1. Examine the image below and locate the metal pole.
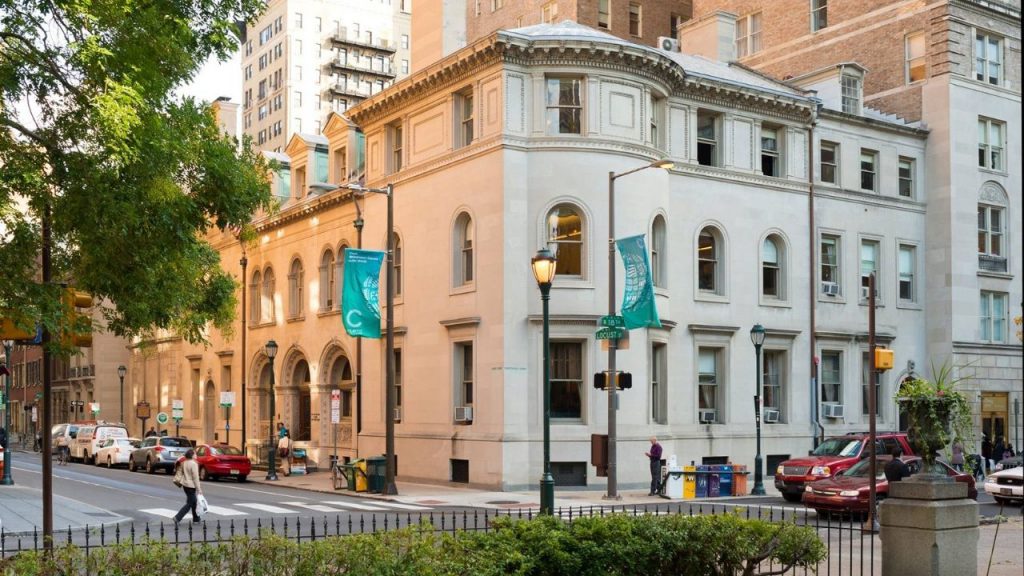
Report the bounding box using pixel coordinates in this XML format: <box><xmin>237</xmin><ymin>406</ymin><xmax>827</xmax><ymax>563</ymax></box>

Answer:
<box><xmin>866</xmin><ymin>272</ymin><xmax>878</xmax><ymax>532</ymax></box>
<box><xmin>752</xmin><ymin>344</ymin><xmax>765</xmax><ymax>495</ymax></box>
<box><xmin>119</xmin><ymin>373</ymin><xmax>124</xmax><ymax>424</ymax></box>
<box><xmin>42</xmin><ymin>200</ymin><xmax>53</xmax><ymax>549</ymax></box>
<box><xmin>606</xmin><ymin>171</ymin><xmax>619</xmax><ymax>501</ymax></box>
<box><xmin>2</xmin><ymin>341</ymin><xmax>13</xmax><ymax>485</ymax></box>
<box><xmin>240</xmin><ymin>253</ymin><xmax>248</xmax><ymax>458</ymax></box>
<box><xmin>354</xmin><ymin>201</ymin><xmax>364</xmax><ymax>440</ymax></box>
<box><xmin>539</xmin><ymin>282</ymin><xmax>554</xmax><ymax>513</ymax></box>
<box><xmin>384</xmin><ymin>184</ymin><xmax>398</xmax><ymax>495</ymax></box>
<box><xmin>266</xmin><ymin>351</ymin><xmax>278</xmax><ymax>481</ymax></box>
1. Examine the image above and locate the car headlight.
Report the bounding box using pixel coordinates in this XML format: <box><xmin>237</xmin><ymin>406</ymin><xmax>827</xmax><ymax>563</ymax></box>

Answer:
<box><xmin>805</xmin><ymin>485</ymin><xmax>814</xmax><ymax>493</ymax></box>
<box><xmin>811</xmin><ymin>465</ymin><xmax>831</xmax><ymax>476</ymax></box>
<box><xmin>839</xmin><ymin>490</ymin><xmax>860</xmax><ymax>497</ymax></box>
<box><xmin>777</xmin><ymin>465</ymin><xmax>785</xmax><ymax>476</ymax></box>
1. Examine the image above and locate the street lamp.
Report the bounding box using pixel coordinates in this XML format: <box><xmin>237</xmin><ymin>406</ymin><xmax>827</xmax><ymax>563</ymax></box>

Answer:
<box><xmin>310</xmin><ymin>181</ymin><xmax>398</xmax><ymax>495</ymax></box>
<box><xmin>264</xmin><ymin>339</ymin><xmax>279</xmax><ymax>481</ymax></box>
<box><xmin>605</xmin><ymin>158</ymin><xmax>673</xmax><ymax>500</ymax></box>
<box><xmin>1</xmin><ymin>340</ymin><xmax>13</xmax><ymax>485</ymax></box>
<box><xmin>117</xmin><ymin>365</ymin><xmax>127</xmax><ymax>424</ymax></box>
<box><xmin>750</xmin><ymin>324</ymin><xmax>766</xmax><ymax>496</ymax></box>
<box><xmin>531</xmin><ymin>248</ymin><xmax>557</xmax><ymax>514</ymax></box>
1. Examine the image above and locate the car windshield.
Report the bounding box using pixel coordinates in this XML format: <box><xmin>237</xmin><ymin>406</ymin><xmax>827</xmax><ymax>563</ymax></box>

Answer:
<box><xmin>843</xmin><ymin>458</ymin><xmax>887</xmax><ymax>478</ymax></box>
<box><xmin>812</xmin><ymin>438</ymin><xmax>862</xmax><ymax>457</ymax></box>
<box><xmin>116</xmin><ymin>439</ymin><xmax>135</xmax><ymax>446</ymax></box>
<box><xmin>160</xmin><ymin>438</ymin><xmax>189</xmax><ymax>448</ymax></box>
<box><xmin>211</xmin><ymin>446</ymin><xmax>243</xmax><ymax>456</ymax></box>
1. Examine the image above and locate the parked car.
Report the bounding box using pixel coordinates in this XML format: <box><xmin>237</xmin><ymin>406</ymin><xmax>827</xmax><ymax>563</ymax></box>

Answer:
<box><xmin>994</xmin><ymin>454</ymin><xmax>1022</xmax><ymax>472</ymax></box>
<box><xmin>984</xmin><ymin>466</ymin><xmax>1023</xmax><ymax>505</ymax></box>
<box><xmin>94</xmin><ymin>437</ymin><xmax>140</xmax><ymax>468</ymax></box>
<box><xmin>50</xmin><ymin>423</ymin><xmax>81</xmax><ymax>455</ymax></box>
<box><xmin>71</xmin><ymin>422</ymin><xmax>128</xmax><ymax>464</ymax></box>
<box><xmin>803</xmin><ymin>456</ymin><xmax>977</xmax><ymax>516</ymax></box>
<box><xmin>178</xmin><ymin>444</ymin><xmax>251</xmax><ymax>482</ymax></box>
<box><xmin>774</xmin><ymin>432</ymin><xmax>914</xmax><ymax>502</ymax></box>
<box><xmin>128</xmin><ymin>436</ymin><xmax>191</xmax><ymax>474</ymax></box>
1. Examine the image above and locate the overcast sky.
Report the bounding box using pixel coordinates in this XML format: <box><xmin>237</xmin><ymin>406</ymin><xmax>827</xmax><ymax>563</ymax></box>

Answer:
<box><xmin>178</xmin><ymin>53</ymin><xmax>242</xmax><ymax>104</ymax></box>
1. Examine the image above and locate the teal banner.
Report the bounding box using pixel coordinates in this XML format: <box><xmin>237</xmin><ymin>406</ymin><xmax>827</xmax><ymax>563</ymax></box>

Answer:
<box><xmin>342</xmin><ymin>249</ymin><xmax>385</xmax><ymax>338</ymax></box>
<box><xmin>615</xmin><ymin>234</ymin><xmax>661</xmax><ymax>329</ymax></box>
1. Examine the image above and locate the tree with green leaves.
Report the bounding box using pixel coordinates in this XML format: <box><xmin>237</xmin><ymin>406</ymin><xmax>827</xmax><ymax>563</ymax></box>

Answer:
<box><xmin>0</xmin><ymin>0</ymin><xmax>272</xmax><ymax>346</ymax></box>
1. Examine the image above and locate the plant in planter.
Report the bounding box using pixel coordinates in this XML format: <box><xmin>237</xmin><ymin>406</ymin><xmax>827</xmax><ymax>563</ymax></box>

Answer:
<box><xmin>897</xmin><ymin>361</ymin><xmax>974</xmax><ymax>474</ymax></box>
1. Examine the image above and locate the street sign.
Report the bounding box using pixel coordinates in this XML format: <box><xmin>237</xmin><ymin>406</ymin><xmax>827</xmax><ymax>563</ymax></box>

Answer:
<box><xmin>595</xmin><ymin>327</ymin><xmax>625</xmax><ymax>340</ymax></box>
<box><xmin>89</xmin><ymin>402</ymin><xmax>99</xmax><ymax>414</ymax></box>
<box><xmin>330</xmin><ymin>389</ymin><xmax>341</xmax><ymax>424</ymax></box>
<box><xmin>35</xmin><ymin>392</ymin><xmax>42</xmax><ymax>401</ymax></box>
<box><xmin>136</xmin><ymin>402</ymin><xmax>151</xmax><ymax>419</ymax></box>
<box><xmin>172</xmin><ymin>399</ymin><xmax>184</xmax><ymax>410</ymax></box>
<box><xmin>219</xmin><ymin>391</ymin><xmax>235</xmax><ymax>408</ymax></box>
<box><xmin>599</xmin><ymin>315</ymin><xmax>625</xmax><ymax>328</ymax></box>
<box><xmin>156</xmin><ymin>412</ymin><xmax>169</xmax><ymax>425</ymax></box>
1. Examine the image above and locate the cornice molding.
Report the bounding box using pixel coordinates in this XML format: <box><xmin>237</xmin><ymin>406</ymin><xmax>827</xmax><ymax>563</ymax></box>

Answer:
<box><xmin>440</xmin><ymin>317</ymin><xmax>482</xmax><ymax>329</ymax></box>
<box><xmin>688</xmin><ymin>324</ymin><xmax>740</xmax><ymax>335</ymax></box>
<box><xmin>527</xmin><ymin>314</ymin><xmax>602</xmax><ymax>326</ymax></box>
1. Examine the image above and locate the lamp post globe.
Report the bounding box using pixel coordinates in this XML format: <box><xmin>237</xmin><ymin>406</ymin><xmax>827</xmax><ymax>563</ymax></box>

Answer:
<box><xmin>532</xmin><ymin>248</ymin><xmax>557</xmax><ymax>514</ymax></box>
<box><xmin>265</xmin><ymin>339</ymin><xmax>279</xmax><ymax>481</ymax></box>
<box><xmin>749</xmin><ymin>324</ymin><xmax>766</xmax><ymax>496</ymax></box>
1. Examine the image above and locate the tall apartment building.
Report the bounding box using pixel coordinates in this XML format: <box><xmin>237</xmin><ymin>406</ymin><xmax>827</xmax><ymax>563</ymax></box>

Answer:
<box><xmin>242</xmin><ymin>0</ymin><xmax>412</xmax><ymax>152</ymax></box>
<box><xmin>680</xmin><ymin>1</ymin><xmax>1022</xmax><ymax>447</ymax></box>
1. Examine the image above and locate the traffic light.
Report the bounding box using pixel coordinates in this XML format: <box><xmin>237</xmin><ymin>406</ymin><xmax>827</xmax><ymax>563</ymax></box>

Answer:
<box><xmin>874</xmin><ymin>348</ymin><xmax>894</xmax><ymax>371</ymax></box>
<box><xmin>1</xmin><ymin>315</ymin><xmax>37</xmax><ymax>341</ymax></box>
<box><xmin>593</xmin><ymin>372</ymin><xmax>632</xmax><ymax>390</ymax></box>
<box><xmin>62</xmin><ymin>289</ymin><xmax>94</xmax><ymax>347</ymax></box>
<box><xmin>594</xmin><ymin>372</ymin><xmax>607</xmax><ymax>390</ymax></box>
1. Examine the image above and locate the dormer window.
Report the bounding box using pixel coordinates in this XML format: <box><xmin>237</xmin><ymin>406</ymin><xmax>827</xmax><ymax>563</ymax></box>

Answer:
<box><xmin>841</xmin><ymin>73</ymin><xmax>862</xmax><ymax>115</ymax></box>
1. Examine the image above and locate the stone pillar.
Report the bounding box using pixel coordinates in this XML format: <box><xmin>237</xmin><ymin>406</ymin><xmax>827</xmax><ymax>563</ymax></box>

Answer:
<box><xmin>880</xmin><ymin>476</ymin><xmax>979</xmax><ymax>576</ymax></box>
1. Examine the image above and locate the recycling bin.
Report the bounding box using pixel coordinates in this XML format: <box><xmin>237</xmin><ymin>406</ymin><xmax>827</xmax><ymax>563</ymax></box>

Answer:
<box><xmin>732</xmin><ymin>465</ymin><xmax>748</xmax><ymax>496</ymax></box>
<box><xmin>708</xmin><ymin>467</ymin><xmax>721</xmax><ymax>497</ymax></box>
<box><xmin>355</xmin><ymin>459</ymin><xmax>368</xmax><ymax>492</ymax></box>
<box><xmin>695</xmin><ymin>465</ymin><xmax>709</xmax><ymax>498</ymax></box>
<box><xmin>366</xmin><ymin>455</ymin><xmax>387</xmax><ymax>493</ymax></box>
<box><xmin>683</xmin><ymin>466</ymin><xmax>697</xmax><ymax>499</ymax></box>
<box><xmin>664</xmin><ymin>466</ymin><xmax>684</xmax><ymax>499</ymax></box>
<box><xmin>717</xmin><ymin>465</ymin><xmax>733</xmax><ymax>497</ymax></box>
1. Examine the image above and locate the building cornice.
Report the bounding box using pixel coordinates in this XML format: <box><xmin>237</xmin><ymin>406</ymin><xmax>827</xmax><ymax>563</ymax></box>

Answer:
<box><xmin>818</xmin><ymin>109</ymin><xmax>929</xmax><ymax>137</ymax></box>
<box><xmin>951</xmin><ymin>0</ymin><xmax>1021</xmax><ymax>21</ymax></box>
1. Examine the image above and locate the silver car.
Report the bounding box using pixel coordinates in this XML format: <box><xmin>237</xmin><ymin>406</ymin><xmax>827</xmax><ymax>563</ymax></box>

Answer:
<box><xmin>128</xmin><ymin>436</ymin><xmax>192</xmax><ymax>474</ymax></box>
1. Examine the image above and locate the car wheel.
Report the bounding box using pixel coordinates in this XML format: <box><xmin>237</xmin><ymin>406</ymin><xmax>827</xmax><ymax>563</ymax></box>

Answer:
<box><xmin>782</xmin><ymin>492</ymin><xmax>803</xmax><ymax>503</ymax></box>
<box><xmin>237</xmin><ymin>475</ymin><xmax>247</xmax><ymax>483</ymax></box>
<box><xmin>128</xmin><ymin>459</ymin><xmax>136</xmax><ymax>472</ymax></box>
<box><xmin>146</xmin><ymin>458</ymin><xmax>155</xmax><ymax>474</ymax></box>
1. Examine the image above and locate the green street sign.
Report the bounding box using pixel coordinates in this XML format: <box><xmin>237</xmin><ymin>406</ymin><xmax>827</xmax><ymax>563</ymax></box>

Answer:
<box><xmin>599</xmin><ymin>315</ymin><xmax>625</xmax><ymax>328</ymax></box>
<box><xmin>35</xmin><ymin>392</ymin><xmax>43</xmax><ymax>401</ymax></box>
<box><xmin>595</xmin><ymin>327</ymin><xmax>625</xmax><ymax>340</ymax></box>
<box><xmin>156</xmin><ymin>412</ymin><xmax>169</xmax><ymax>425</ymax></box>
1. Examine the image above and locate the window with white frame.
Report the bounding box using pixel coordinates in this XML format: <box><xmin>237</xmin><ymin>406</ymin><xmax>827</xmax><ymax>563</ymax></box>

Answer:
<box><xmin>598</xmin><ymin>0</ymin><xmax>610</xmax><ymax>29</ymax></box>
<box><xmin>392</xmin><ymin>233</ymin><xmax>403</xmax><ymax>297</ymax></box>
<box><xmin>898</xmin><ymin>157</ymin><xmax>914</xmax><ymax>198</ymax></box>
<box><xmin>651</xmin><ymin>342</ymin><xmax>667</xmax><ymax>424</ymax></box>
<box><xmin>821</xmin><ymin>234</ymin><xmax>841</xmax><ymax>294</ymax></box>
<box><xmin>762</xmin><ymin>235</ymin><xmax>783</xmax><ymax>299</ymax></box>
<box><xmin>649</xmin><ymin>95</ymin><xmax>663</xmax><ymax>147</ymax></box>
<box><xmin>696</xmin><ymin>110</ymin><xmax>719</xmax><ymax>166</ymax></box>
<box><xmin>735</xmin><ymin>12</ymin><xmax>762</xmax><ymax>58</ymax></box>
<box><xmin>860</xmin><ymin>149</ymin><xmax>877</xmax><ymax>191</ymax></box>
<box><xmin>697</xmin><ymin>348</ymin><xmax>720</xmax><ymax>422</ymax></box>
<box><xmin>320</xmin><ymin>249</ymin><xmax>335</xmax><ymax>311</ymax></box>
<box><xmin>260</xmin><ymin>267</ymin><xmax>275</xmax><ymax>323</ymax></box>
<box><xmin>545</xmin><ymin>78</ymin><xmax>583</xmax><ymax>135</ymax></box>
<box><xmin>629</xmin><ymin>3</ymin><xmax>642</xmax><ymax>36</ymax></box>
<box><xmin>906</xmin><ymin>33</ymin><xmax>926</xmax><ymax>83</ymax></box>
<box><xmin>978</xmin><ymin>118</ymin><xmax>1005</xmax><ymax>171</ymax></box>
<box><xmin>821</xmin><ymin>351</ymin><xmax>841</xmax><ymax>403</ymax></box>
<box><xmin>979</xmin><ymin>291</ymin><xmax>1007</xmax><ymax>343</ymax></box>
<box><xmin>455</xmin><ymin>89</ymin><xmax>474</xmax><ymax>149</ymax></box>
<box><xmin>547</xmin><ymin>204</ymin><xmax>584</xmax><ymax>277</ymax></box>
<box><xmin>761</xmin><ymin>125</ymin><xmax>781</xmax><ymax>176</ymax></box>
<box><xmin>288</xmin><ymin>258</ymin><xmax>304</xmax><ymax>318</ymax></box>
<box><xmin>453</xmin><ymin>212</ymin><xmax>474</xmax><ymax>287</ymax></box>
<box><xmin>975</xmin><ymin>32</ymin><xmax>1003</xmax><ymax>85</ymax></box>
<box><xmin>454</xmin><ymin>342</ymin><xmax>474</xmax><ymax>410</ymax></box>
<box><xmin>820</xmin><ymin>141</ymin><xmax>838</xmax><ymax>184</ymax></box>
<box><xmin>650</xmin><ymin>215</ymin><xmax>666</xmax><ymax>288</ymax></box>
<box><xmin>762</xmin><ymin>350</ymin><xmax>783</xmax><ymax>419</ymax></box>
<box><xmin>550</xmin><ymin>342</ymin><xmax>583</xmax><ymax>419</ymax></box>
<box><xmin>898</xmin><ymin>244</ymin><xmax>916</xmax><ymax>302</ymax></box>
<box><xmin>841</xmin><ymin>73</ymin><xmax>862</xmax><ymax>115</ymax></box>
<box><xmin>389</xmin><ymin>122</ymin><xmax>403</xmax><ymax>172</ymax></box>
<box><xmin>861</xmin><ymin>351</ymin><xmax>882</xmax><ymax>416</ymax></box>
<box><xmin>491</xmin><ymin>0</ymin><xmax>504</xmax><ymax>11</ymax></box>
<box><xmin>541</xmin><ymin>1</ymin><xmax>558</xmax><ymax>23</ymax></box>
<box><xmin>697</xmin><ymin>227</ymin><xmax>721</xmax><ymax>294</ymax></box>
<box><xmin>977</xmin><ymin>204</ymin><xmax>1005</xmax><ymax>265</ymax></box>
<box><xmin>860</xmin><ymin>240</ymin><xmax>880</xmax><ymax>300</ymax></box>
<box><xmin>811</xmin><ymin>0</ymin><xmax>828</xmax><ymax>31</ymax></box>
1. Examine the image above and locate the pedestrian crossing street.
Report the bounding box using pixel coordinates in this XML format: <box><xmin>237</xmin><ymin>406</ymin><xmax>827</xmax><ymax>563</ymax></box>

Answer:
<box><xmin>140</xmin><ymin>499</ymin><xmax>435</xmax><ymax>519</ymax></box>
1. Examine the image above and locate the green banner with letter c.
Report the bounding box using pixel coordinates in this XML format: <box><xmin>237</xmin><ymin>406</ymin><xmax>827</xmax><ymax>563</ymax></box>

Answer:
<box><xmin>342</xmin><ymin>248</ymin><xmax>385</xmax><ymax>338</ymax></box>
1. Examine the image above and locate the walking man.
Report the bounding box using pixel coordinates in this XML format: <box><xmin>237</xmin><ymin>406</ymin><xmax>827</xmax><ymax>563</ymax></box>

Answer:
<box><xmin>645</xmin><ymin>436</ymin><xmax>663</xmax><ymax>496</ymax></box>
<box><xmin>173</xmin><ymin>449</ymin><xmax>203</xmax><ymax>525</ymax></box>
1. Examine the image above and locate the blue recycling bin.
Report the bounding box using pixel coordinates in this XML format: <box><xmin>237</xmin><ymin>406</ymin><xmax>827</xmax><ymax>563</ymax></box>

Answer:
<box><xmin>708</xmin><ymin>468</ymin><xmax>721</xmax><ymax>497</ymax></box>
<box><xmin>695</xmin><ymin>466</ymin><xmax>709</xmax><ymax>497</ymax></box>
<box><xmin>717</xmin><ymin>465</ymin><xmax>733</xmax><ymax>497</ymax></box>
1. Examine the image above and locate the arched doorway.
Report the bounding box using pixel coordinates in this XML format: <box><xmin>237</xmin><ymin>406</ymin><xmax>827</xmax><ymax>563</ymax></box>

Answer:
<box><xmin>203</xmin><ymin>380</ymin><xmax>216</xmax><ymax>443</ymax></box>
<box><xmin>257</xmin><ymin>363</ymin><xmax>273</xmax><ymax>440</ymax></box>
<box><xmin>292</xmin><ymin>359</ymin><xmax>312</xmax><ymax>441</ymax></box>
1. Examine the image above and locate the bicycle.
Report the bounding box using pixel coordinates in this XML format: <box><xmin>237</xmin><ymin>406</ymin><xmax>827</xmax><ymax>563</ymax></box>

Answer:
<box><xmin>56</xmin><ymin>445</ymin><xmax>69</xmax><ymax>466</ymax></box>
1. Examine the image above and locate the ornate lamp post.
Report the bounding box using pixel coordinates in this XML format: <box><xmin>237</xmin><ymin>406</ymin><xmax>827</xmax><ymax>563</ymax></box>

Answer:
<box><xmin>1</xmin><ymin>340</ymin><xmax>13</xmax><ymax>485</ymax></box>
<box><xmin>264</xmin><ymin>339</ymin><xmax>279</xmax><ymax>481</ymax></box>
<box><xmin>750</xmin><ymin>324</ymin><xmax>766</xmax><ymax>496</ymax></box>
<box><xmin>117</xmin><ymin>365</ymin><xmax>126</xmax><ymax>424</ymax></box>
<box><xmin>531</xmin><ymin>248</ymin><xmax>557</xmax><ymax>514</ymax></box>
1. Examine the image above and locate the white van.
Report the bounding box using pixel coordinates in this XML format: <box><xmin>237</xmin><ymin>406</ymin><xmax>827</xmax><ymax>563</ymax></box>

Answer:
<box><xmin>72</xmin><ymin>423</ymin><xmax>128</xmax><ymax>464</ymax></box>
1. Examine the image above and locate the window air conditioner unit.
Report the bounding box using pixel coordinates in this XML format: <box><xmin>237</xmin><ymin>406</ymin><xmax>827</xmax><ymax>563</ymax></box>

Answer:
<box><xmin>763</xmin><ymin>408</ymin><xmax>780</xmax><ymax>423</ymax></box>
<box><xmin>698</xmin><ymin>409</ymin><xmax>717</xmax><ymax>424</ymax></box>
<box><xmin>860</xmin><ymin>286</ymin><xmax>877</xmax><ymax>300</ymax></box>
<box><xmin>658</xmin><ymin>37</ymin><xmax>680</xmax><ymax>52</ymax></box>
<box><xmin>821</xmin><ymin>282</ymin><xmax>840</xmax><ymax>296</ymax></box>
<box><xmin>454</xmin><ymin>406</ymin><xmax>473</xmax><ymax>422</ymax></box>
<box><xmin>823</xmin><ymin>404</ymin><xmax>845</xmax><ymax>419</ymax></box>
<box><xmin>393</xmin><ymin>407</ymin><xmax>402</xmax><ymax>422</ymax></box>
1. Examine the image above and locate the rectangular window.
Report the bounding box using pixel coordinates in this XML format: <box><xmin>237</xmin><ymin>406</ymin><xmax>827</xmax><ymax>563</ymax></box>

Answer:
<box><xmin>696</xmin><ymin>110</ymin><xmax>718</xmax><ymax>166</ymax></box>
<box><xmin>697</xmin><ymin>348</ymin><xmax>720</xmax><ymax>421</ymax></box>
<box><xmin>455</xmin><ymin>342</ymin><xmax>474</xmax><ymax>407</ymax></box>
<box><xmin>978</xmin><ymin>205</ymin><xmax>1005</xmax><ymax>266</ymax></box>
<box><xmin>898</xmin><ymin>245</ymin><xmax>915</xmax><ymax>302</ymax></box>
<box><xmin>541</xmin><ymin>1</ymin><xmax>558</xmax><ymax>23</ymax></box>
<box><xmin>906</xmin><ymin>33</ymin><xmax>926</xmax><ymax>83</ymax></box>
<box><xmin>390</xmin><ymin>122</ymin><xmax>403</xmax><ymax>173</ymax></box>
<box><xmin>491</xmin><ymin>0</ymin><xmax>504</xmax><ymax>11</ymax></box>
<box><xmin>401</xmin><ymin>60</ymin><xmax>409</xmax><ymax>75</ymax></box>
<box><xmin>649</xmin><ymin>95</ymin><xmax>662</xmax><ymax>147</ymax></box>
<box><xmin>821</xmin><ymin>234</ymin><xmax>840</xmax><ymax>293</ymax></box>
<box><xmin>294</xmin><ymin>65</ymin><xmax>302</xmax><ymax>81</ymax></box>
<box><xmin>294</xmin><ymin>12</ymin><xmax>303</xmax><ymax>28</ymax></box>
<box><xmin>401</xmin><ymin>34</ymin><xmax>409</xmax><ymax>49</ymax></box>
<box><xmin>860</xmin><ymin>149</ymin><xmax>877</xmax><ymax>191</ymax></box>
<box><xmin>394</xmin><ymin>348</ymin><xmax>403</xmax><ymax>410</ymax></box>
<box><xmin>860</xmin><ymin>240</ymin><xmax>880</xmax><ymax>300</ymax></box>
<box><xmin>821</xmin><ymin>351</ymin><xmax>841</xmax><ymax>403</ymax></box>
<box><xmin>975</xmin><ymin>32</ymin><xmax>1003</xmax><ymax>85</ymax></box>
<box><xmin>820</xmin><ymin>141</ymin><xmax>838</xmax><ymax>184</ymax></box>
<box><xmin>735</xmin><ymin>13</ymin><xmax>762</xmax><ymax>58</ymax></box>
<box><xmin>341</xmin><ymin>389</ymin><xmax>353</xmax><ymax>418</ymax></box>
<box><xmin>978</xmin><ymin>117</ymin><xmax>1005</xmax><ymax>171</ymax></box>
<box><xmin>841</xmin><ymin>74</ymin><xmax>862</xmax><ymax>115</ymax></box>
<box><xmin>550</xmin><ymin>342</ymin><xmax>583</xmax><ymax>419</ymax></box>
<box><xmin>761</xmin><ymin>125</ymin><xmax>781</xmax><ymax>176</ymax></box>
<box><xmin>456</xmin><ymin>90</ymin><xmax>474</xmax><ymax>148</ymax></box>
<box><xmin>651</xmin><ymin>342</ymin><xmax>667</xmax><ymax>424</ymax></box>
<box><xmin>763</xmin><ymin>350</ymin><xmax>782</xmax><ymax>415</ymax></box>
<box><xmin>898</xmin><ymin>157</ymin><xmax>914</xmax><ymax>197</ymax></box>
<box><xmin>861</xmin><ymin>351</ymin><xmax>881</xmax><ymax>416</ymax></box>
<box><xmin>811</xmin><ymin>0</ymin><xmax>828</xmax><ymax>31</ymax></box>
<box><xmin>979</xmin><ymin>291</ymin><xmax>1007</xmax><ymax>343</ymax></box>
<box><xmin>598</xmin><ymin>0</ymin><xmax>610</xmax><ymax>29</ymax></box>
<box><xmin>294</xmin><ymin>91</ymin><xmax>302</xmax><ymax>107</ymax></box>
<box><xmin>545</xmin><ymin>78</ymin><xmax>583</xmax><ymax>135</ymax></box>
<box><xmin>294</xmin><ymin>39</ymin><xmax>302</xmax><ymax>55</ymax></box>
<box><xmin>629</xmin><ymin>3</ymin><xmax>641</xmax><ymax>36</ymax></box>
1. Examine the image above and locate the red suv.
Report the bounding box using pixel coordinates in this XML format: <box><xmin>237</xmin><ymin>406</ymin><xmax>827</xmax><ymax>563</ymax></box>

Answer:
<box><xmin>774</xmin><ymin>432</ymin><xmax>914</xmax><ymax>502</ymax></box>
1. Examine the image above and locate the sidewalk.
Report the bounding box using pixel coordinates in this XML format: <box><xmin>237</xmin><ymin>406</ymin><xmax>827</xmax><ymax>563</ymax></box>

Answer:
<box><xmin>0</xmin><ymin>485</ymin><xmax>130</xmax><ymax>536</ymax></box>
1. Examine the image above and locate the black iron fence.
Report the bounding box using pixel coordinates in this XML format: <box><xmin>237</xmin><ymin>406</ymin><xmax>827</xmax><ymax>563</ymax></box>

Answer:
<box><xmin>1</xmin><ymin>503</ymin><xmax>879</xmax><ymax>575</ymax></box>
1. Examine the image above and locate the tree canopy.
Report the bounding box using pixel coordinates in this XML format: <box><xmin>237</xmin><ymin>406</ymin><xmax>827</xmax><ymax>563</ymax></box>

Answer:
<box><xmin>0</xmin><ymin>0</ymin><xmax>272</xmax><ymax>346</ymax></box>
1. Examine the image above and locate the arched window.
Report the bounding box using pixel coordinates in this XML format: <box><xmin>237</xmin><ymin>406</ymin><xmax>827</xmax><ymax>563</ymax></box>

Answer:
<box><xmin>453</xmin><ymin>212</ymin><xmax>474</xmax><ymax>287</ymax></box>
<box><xmin>336</xmin><ymin>243</ymin><xmax>348</xmax><ymax>309</ymax></box>
<box><xmin>762</xmin><ymin>236</ymin><xmax>783</xmax><ymax>299</ymax></box>
<box><xmin>288</xmin><ymin>258</ymin><xmax>304</xmax><ymax>318</ymax></box>
<box><xmin>320</xmin><ymin>249</ymin><xmax>335</xmax><ymax>311</ymax></box>
<box><xmin>250</xmin><ymin>270</ymin><xmax>262</xmax><ymax>324</ymax></box>
<box><xmin>261</xmin><ymin>267</ymin><xmax>275</xmax><ymax>323</ymax></box>
<box><xmin>651</xmin><ymin>215</ymin><xmax>667</xmax><ymax>288</ymax></box>
<box><xmin>978</xmin><ymin>182</ymin><xmax>1009</xmax><ymax>273</ymax></box>
<box><xmin>392</xmin><ymin>233</ymin><xmax>403</xmax><ymax>297</ymax></box>
<box><xmin>547</xmin><ymin>204</ymin><xmax>584</xmax><ymax>277</ymax></box>
<box><xmin>697</xmin><ymin>227</ymin><xmax>720</xmax><ymax>294</ymax></box>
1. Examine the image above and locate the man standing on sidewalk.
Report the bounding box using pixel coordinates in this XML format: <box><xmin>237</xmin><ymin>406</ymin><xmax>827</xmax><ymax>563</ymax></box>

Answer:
<box><xmin>645</xmin><ymin>437</ymin><xmax>663</xmax><ymax>496</ymax></box>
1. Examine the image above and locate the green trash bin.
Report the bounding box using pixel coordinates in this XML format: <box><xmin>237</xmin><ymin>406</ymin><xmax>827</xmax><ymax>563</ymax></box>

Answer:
<box><xmin>366</xmin><ymin>456</ymin><xmax>387</xmax><ymax>493</ymax></box>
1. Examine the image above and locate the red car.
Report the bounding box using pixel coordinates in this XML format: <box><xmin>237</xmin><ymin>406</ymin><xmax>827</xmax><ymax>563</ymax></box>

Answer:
<box><xmin>803</xmin><ymin>456</ymin><xmax>977</xmax><ymax>516</ymax></box>
<box><xmin>177</xmin><ymin>444</ymin><xmax>251</xmax><ymax>482</ymax></box>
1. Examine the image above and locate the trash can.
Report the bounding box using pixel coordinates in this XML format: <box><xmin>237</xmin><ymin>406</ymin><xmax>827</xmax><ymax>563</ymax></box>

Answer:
<box><xmin>708</xmin><ymin>467</ymin><xmax>721</xmax><ymax>497</ymax></box>
<box><xmin>355</xmin><ymin>459</ymin><xmax>368</xmax><ymax>492</ymax></box>
<box><xmin>732</xmin><ymin>465</ymin><xmax>748</xmax><ymax>496</ymax></box>
<box><xmin>683</xmin><ymin>466</ymin><xmax>697</xmax><ymax>499</ymax></box>
<box><xmin>665</xmin><ymin>466</ymin><xmax>684</xmax><ymax>499</ymax></box>
<box><xmin>695</xmin><ymin>465</ymin><xmax>709</xmax><ymax>498</ymax></box>
<box><xmin>290</xmin><ymin>448</ymin><xmax>307</xmax><ymax>475</ymax></box>
<box><xmin>717</xmin><ymin>465</ymin><xmax>733</xmax><ymax>497</ymax></box>
<box><xmin>366</xmin><ymin>455</ymin><xmax>387</xmax><ymax>493</ymax></box>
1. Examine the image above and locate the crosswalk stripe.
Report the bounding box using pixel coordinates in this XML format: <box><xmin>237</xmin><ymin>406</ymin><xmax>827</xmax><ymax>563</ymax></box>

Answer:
<box><xmin>281</xmin><ymin>501</ymin><xmax>342</xmax><ymax>513</ymax></box>
<box><xmin>140</xmin><ymin>508</ymin><xmax>178</xmax><ymax>518</ymax></box>
<box><xmin>205</xmin><ymin>505</ymin><xmax>247</xmax><ymax>516</ymax></box>
<box><xmin>322</xmin><ymin>500</ymin><xmax>389</xmax><ymax>511</ymax></box>
<box><xmin>371</xmin><ymin>501</ymin><xmax>434</xmax><ymax>511</ymax></box>
<box><xmin>235</xmin><ymin>503</ymin><xmax>296</xmax><ymax>514</ymax></box>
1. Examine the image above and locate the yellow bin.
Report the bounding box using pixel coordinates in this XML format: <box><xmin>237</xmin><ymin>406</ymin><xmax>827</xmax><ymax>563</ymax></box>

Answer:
<box><xmin>355</xmin><ymin>460</ymin><xmax>368</xmax><ymax>492</ymax></box>
<box><xmin>683</xmin><ymin>466</ymin><xmax>697</xmax><ymax>499</ymax></box>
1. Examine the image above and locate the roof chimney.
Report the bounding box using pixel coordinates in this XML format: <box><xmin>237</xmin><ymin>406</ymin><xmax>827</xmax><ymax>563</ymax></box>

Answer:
<box><xmin>678</xmin><ymin>10</ymin><xmax>738</xmax><ymax>63</ymax></box>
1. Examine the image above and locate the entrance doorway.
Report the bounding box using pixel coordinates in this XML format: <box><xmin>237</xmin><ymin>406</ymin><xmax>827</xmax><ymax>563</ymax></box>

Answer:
<box><xmin>981</xmin><ymin>391</ymin><xmax>1009</xmax><ymax>446</ymax></box>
